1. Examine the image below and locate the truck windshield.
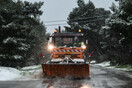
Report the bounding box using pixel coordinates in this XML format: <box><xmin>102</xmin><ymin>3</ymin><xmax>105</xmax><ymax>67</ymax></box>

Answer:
<box><xmin>55</xmin><ymin>36</ymin><xmax>83</xmax><ymax>47</ymax></box>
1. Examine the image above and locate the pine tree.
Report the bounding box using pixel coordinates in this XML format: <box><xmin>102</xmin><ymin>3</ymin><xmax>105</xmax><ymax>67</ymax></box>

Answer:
<box><xmin>101</xmin><ymin>0</ymin><xmax>132</xmax><ymax>65</ymax></box>
<box><xmin>65</xmin><ymin>0</ymin><xmax>110</xmax><ymax>60</ymax></box>
<box><xmin>0</xmin><ymin>0</ymin><xmax>46</xmax><ymax>67</ymax></box>
<box><xmin>77</xmin><ymin>0</ymin><xmax>85</xmax><ymax>8</ymax></box>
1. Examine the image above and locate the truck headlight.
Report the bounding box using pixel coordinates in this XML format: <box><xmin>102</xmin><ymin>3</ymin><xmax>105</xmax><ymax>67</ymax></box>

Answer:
<box><xmin>48</xmin><ymin>44</ymin><xmax>54</xmax><ymax>50</ymax></box>
<box><xmin>81</xmin><ymin>45</ymin><xmax>86</xmax><ymax>49</ymax></box>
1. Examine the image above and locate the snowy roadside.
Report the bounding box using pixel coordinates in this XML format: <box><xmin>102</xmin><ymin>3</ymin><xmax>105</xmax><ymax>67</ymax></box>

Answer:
<box><xmin>0</xmin><ymin>62</ymin><xmax>131</xmax><ymax>81</ymax></box>
<box><xmin>93</xmin><ymin>61</ymin><xmax>132</xmax><ymax>72</ymax></box>
<box><xmin>0</xmin><ymin>65</ymin><xmax>43</xmax><ymax>81</ymax></box>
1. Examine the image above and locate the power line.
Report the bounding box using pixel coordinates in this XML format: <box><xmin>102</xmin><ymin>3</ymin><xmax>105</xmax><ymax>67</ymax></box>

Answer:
<box><xmin>44</xmin><ymin>20</ymin><xmax>67</xmax><ymax>23</ymax></box>
<box><xmin>45</xmin><ymin>23</ymin><xmax>68</xmax><ymax>26</ymax></box>
<box><xmin>44</xmin><ymin>15</ymin><xmax>110</xmax><ymax>23</ymax></box>
<box><xmin>45</xmin><ymin>18</ymin><xmax>107</xmax><ymax>26</ymax></box>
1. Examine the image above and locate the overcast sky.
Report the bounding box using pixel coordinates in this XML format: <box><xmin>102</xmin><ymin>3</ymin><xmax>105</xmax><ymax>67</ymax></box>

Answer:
<box><xmin>27</xmin><ymin>0</ymin><xmax>119</xmax><ymax>33</ymax></box>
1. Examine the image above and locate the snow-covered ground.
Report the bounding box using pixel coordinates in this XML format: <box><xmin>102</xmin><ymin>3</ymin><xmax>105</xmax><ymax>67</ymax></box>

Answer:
<box><xmin>0</xmin><ymin>65</ymin><xmax>42</xmax><ymax>81</ymax></box>
<box><xmin>90</xmin><ymin>60</ymin><xmax>96</xmax><ymax>64</ymax></box>
<box><xmin>0</xmin><ymin>67</ymin><xmax>21</xmax><ymax>81</ymax></box>
<box><xmin>95</xmin><ymin>61</ymin><xmax>110</xmax><ymax>67</ymax></box>
<box><xmin>94</xmin><ymin>61</ymin><xmax>132</xmax><ymax>71</ymax></box>
<box><xmin>0</xmin><ymin>62</ymin><xmax>131</xmax><ymax>81</ymax></box>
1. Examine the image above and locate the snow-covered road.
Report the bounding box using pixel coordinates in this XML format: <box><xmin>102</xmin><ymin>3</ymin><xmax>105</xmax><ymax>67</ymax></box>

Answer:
<box><xmin>0</xmin><ymin>65</ymin><xmax>132</xmax><ymax>88</ymax></box>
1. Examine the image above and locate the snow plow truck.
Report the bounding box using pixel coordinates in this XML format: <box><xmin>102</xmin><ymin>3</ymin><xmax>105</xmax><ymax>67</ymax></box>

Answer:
<box><xmin>41</xmin><ymin>28</ymin><xmax>90</xmax><ymax>78</ymax></box>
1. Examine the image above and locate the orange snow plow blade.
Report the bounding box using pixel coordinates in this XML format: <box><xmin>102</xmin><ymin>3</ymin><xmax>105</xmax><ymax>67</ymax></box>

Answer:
<box><xmin>41</xmin><ymin>64</ymin><xmax>89</xmax><ymax>78</ymax></box>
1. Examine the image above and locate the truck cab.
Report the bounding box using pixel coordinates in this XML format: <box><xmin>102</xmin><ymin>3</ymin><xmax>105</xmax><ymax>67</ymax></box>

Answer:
<box><xmin>47</xmin><ymin>32</ymin><xmax>87</xmax><ymax>63</ymax></box>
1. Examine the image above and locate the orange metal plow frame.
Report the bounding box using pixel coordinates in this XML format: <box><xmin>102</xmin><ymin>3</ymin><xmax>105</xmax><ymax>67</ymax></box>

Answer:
<box><xmin>41</xmin><ymin>64</ymin><xmax>90</xmax><ymax>78</ymax></box>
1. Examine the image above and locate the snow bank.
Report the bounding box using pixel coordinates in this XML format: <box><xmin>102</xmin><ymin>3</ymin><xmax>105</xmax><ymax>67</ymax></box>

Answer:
<box><xmin>18</xmin><ymin>65</ymin><xmax>42</xmax><ymax>81</ymax></box>
<box><xmin>22</xmin><ymin>65</ymin><xmax>41</xmax><ymax>70</ymax></box>
<box><xmin>90</xmin><ymin>60</ymin><xmax>96</xmax><ymax>64</ymax></box>
<box><xmin>0</xmin><ymin>66</ymin><xmax>21</xmax><ymax>81</ymax></box>
<box><xmin>0</xmin><ymin>65</ymin><xmax>42</xmax><ymax>81</ymax></box>
<box><xmin>95</xmin><ymin>61</ymin><xmax>132</xmax><ymax>71</ymax></box>
<box><xmin>95</xmin><ymin>61</ymin><xmax>110</xmax><ymax>67</ymax></box>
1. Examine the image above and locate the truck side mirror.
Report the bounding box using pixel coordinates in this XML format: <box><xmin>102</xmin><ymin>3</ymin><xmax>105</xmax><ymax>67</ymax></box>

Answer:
<box><xmin>47</xmin><ymin>37</ymin><xmax>49</xmax><ymax>40</ymax></box>
<box><xmin>86</xmin><ymin>40</ymin><xmax>88</xmax><ymax>44</ymax></box>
